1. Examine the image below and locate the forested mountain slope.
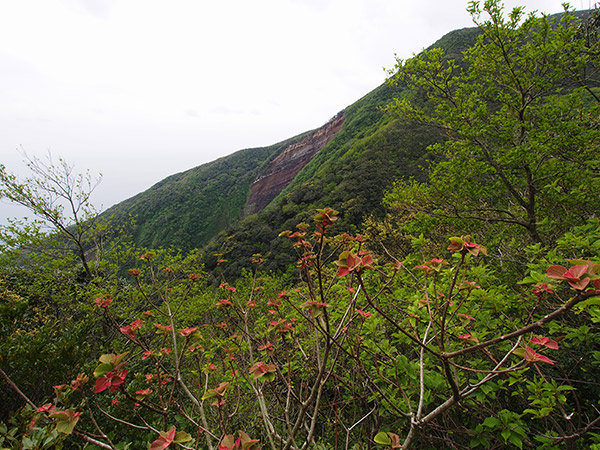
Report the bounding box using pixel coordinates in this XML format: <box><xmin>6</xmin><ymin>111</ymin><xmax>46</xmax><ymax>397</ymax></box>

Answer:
<box><xmin>102</xmin><ymin>133</ymin><xmax>310</xmax><ymax>250</ymax></box>
<box><xmin>103</xmin><ymin>26</ymin><xmax>480</xmax><ymax>265</ymax></box>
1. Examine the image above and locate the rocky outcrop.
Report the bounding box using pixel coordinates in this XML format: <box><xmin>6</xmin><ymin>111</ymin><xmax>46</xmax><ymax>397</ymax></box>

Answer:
<box><xmin>244</xmin><ymin>112</ymin><xmax>345</xmax><ymax>214</ymax></box>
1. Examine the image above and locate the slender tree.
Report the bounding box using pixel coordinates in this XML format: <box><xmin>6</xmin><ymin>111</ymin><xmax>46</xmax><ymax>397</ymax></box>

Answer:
<box><xmin>0</xmin><ymin>153</ymin><xmax>103</xmax><ymax>279</ymax></box>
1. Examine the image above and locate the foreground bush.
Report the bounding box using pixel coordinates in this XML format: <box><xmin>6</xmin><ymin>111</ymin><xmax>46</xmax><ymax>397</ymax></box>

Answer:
<box><xmin>2</xmin><ymin>209</ymin><xmax>599</xmax><ymax>449</ymax></box>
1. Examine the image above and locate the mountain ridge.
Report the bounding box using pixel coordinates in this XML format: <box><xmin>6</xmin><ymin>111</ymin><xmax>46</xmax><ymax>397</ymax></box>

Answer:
<box><xmin>102</xmin><ymin>25</ymin><xmax>483</xmax><ymax>262</ymax></box>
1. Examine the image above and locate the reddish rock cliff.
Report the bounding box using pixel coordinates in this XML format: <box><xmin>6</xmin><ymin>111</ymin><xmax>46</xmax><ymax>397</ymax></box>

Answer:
<box><xmin>244</xmin><ymin>112</ymin><xmax>345</xmax><ymax>214</ymax></box>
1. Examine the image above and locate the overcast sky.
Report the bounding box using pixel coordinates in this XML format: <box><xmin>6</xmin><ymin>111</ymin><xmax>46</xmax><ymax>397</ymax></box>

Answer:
<box><xmin>0</xmin><ymin>0</ymin><xmax>583</xmax><ymax>224</ymax></box>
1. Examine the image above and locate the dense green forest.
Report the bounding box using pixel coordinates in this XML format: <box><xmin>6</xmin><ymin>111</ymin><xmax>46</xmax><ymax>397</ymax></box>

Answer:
<box><xmin>1</xmin><ymin>2</ymin><xmax>599</xmax><ymax>449</ymax></box>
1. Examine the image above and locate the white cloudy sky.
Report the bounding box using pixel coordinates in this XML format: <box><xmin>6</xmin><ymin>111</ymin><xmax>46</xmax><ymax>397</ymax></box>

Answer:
<box><xmin>0</xmin><ymin>0</ymin><xmax>583</xmax><ymax>223</ymax></box>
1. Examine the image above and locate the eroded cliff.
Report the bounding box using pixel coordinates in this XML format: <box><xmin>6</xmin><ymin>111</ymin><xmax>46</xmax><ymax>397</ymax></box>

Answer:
<box><xmin>244</xmin><ymin>112</ymin><xmax>345</xmax><ymax>214</ymax></box>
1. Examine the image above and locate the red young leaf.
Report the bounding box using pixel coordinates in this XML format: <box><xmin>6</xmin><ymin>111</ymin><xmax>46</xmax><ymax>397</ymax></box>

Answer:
<box><xmin>136</xmin><ymin>388</ymin><xmax>153</xmax><ymax>397</ymax></box>
<box><xmin>569</xmin><ymin>277</ymin><xmax>590</xmax><ymax>290</ymax></box>
<box><xmin>71</xmin><ymin>373</ymin><xmax>89</xmax><ymax>390</ymax></box>
<box><xmin>216</xmin><ymin>298</ymin><xmax>233</xmax><ymax>308</ymax></box>
<box><xmin>37</xmin><ymin>403</ymin><xmax>57</xmax><ymax>414</ymax></box>
<box><xmin>532</xmin><ymin>283</ymin><xmax>554</xmax><ymax>299</ymax></box>
<box><xmin>530</xmin><ymin>336</ymin><xmax>559</xmax><ymax>350</ymax></box>
<box><xmin>109</xmin><ymin>370</ymin><xmax>128</xmax><ymax>392</ymax></box>
<box><xmin>219</xmin><ymin>435</ymin><xmax>236</xmax><ymax>450</ymax></box>
<box><xmin>120</xmin><ymin>318</ymin><xmax>142</xmax><ymax>339</ymax></box>
<box><xmin>361</xmin><ymin>254</ymin><xmax>374</xmax><ymax>268</ymax></box>
<box><xmin>565</xmin><ymin>265</ymin><xmax>589</xmax><ymax>279</ymax></box>
<box><xmin>94</xmin><ymin>375</ymin><xmax>112</xmax><ymax>394</ymax></box>
<box><xmin>458</xmin><ymin>313</ymin><xmax>476</xmax><ymax>321</ymax></box>
<box><xmin>249</xmin><ymin>362</ymin><xmax>268</xmax><ymax>380</ymax></box>
<box><xmin>547</xmin><ymin>264</ymin><xmax>591</xmax><ymax>289</ymax></box>
<box><xmin>414</xmin><ymin>264</ymin><xmax>432</xmax><ymax>274</ymax></box>
<box><xmin>249</xmin><ymin>362</ymin><xmax>277</xmax><ymax>381</ymax></box>
<box><xmin>447</xmin><ymin>237</ymin><xmax>464</xmax><ymax>252</ymax></box>
<box><xmin>154</xmin><ymin>323</ymin><xmax>173</xmax><ymax>334</ymax></box>
<box><xmin>356</xmin><ymin>309</ymin><xmax>371</xmax><ymax>319</ymax></box>
<box><xmin>94</xmin><ymin>296</ymin><xmax>112</xmax><ymax>308</ymax></box>
<box><xmin>178</xmin><ymin>327</ymin><xmax>198</xmax><ymax>337</ymax></box>
<box><xmin>523</xmin><ymin>346</ymin><xmax>554</xmax><ymax>365</ymax></box>
<box><xmin>546</xmin><ymin>265</ymin><xmax>568</xmax><ymax>279</ymax></box>
<box><xmin>149</xmin><ymin>426</ymin><xmax>176</xmax><ymax>450</ymax></box>
<box><xmin>337</xmin><ymin>266</ymin><xmax>350</xmax><ymax>277</ymax></box>
<box><xmin>458</xmin><ymin>333</ymin><xmax>479</xmax><ymax>343</ymax></box>
<box><xmin>94</xmin><ymin>369</ymin><xmax>128</xmax><ymax>393</ymax></box>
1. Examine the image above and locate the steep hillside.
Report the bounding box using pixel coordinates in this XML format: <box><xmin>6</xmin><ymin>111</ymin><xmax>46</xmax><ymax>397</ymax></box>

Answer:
<box><xmin>200</xmin><ymin>82</ymin><xmax>440</xmax><ymax>278</ymax></box>
<box><xmin>102</xmin><ymin>115</ymin><xmax>348</xmax><ymax>250</ymax></box>
<box><xmin>103</xmin><ymin>26</ymin><xmax>481</xmax><ymax>263</ymax></box>
<box><xmin>101</xmin><ymin>136</ymin><xmax>307</xmax><ymax>250</ymax></box>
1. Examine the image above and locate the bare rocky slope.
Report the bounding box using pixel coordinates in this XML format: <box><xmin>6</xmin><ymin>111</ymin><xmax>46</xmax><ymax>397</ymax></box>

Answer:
<box><xmin>244</xmin><ymin>112</ymin><xmax>345</xmax><ymax>215</ymax></box>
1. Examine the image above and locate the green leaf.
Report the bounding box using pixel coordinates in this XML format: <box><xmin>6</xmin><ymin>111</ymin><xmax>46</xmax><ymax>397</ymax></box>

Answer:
<box><xmin>114</xmin><ymin>351</ymin><xmax>129</xmax><ymax>365</ymax></box>
<box><xmin>470</xmin><ymin>436</ymin><xmax>489</xmax><ymax>448</ymax></box>
<box><xmin>469</xmin><ymin>437</ymin><xmax>481</xmax><ymax>448</ymax></box>
<box><xmin>201</xmin><ymin>390</ymin><xmax>216</xmax><ymax>400</ymax></box>
<box><xmin>512</xmin><ymin>348</ymin><xmax>525</xmax><ymax>358</ymax></box>
<box><xmin>374</xmin><ymin>431</ymin><xmax>392</xmax><ymax>445</ymax></box>
<box><xmin>93</xmin><ymin>363</ymin><xmax>113</xmax><ymax>378</ymax></box>
<box><xmin>55</xmin><ymin>420</ymin><xmax>76</xmax><ymax>435</ymax></box>
<box><xmin>482</xmin><ymin>416</ymin><xmax>500</xmax><ymax>428</ymax></box>
<box><xmin>523</xmin><ymin>408</ymin><xmax>541</xmax><ymax>417</ymax></box>
<box><xmin>98</xmin><ymin>354</ymin><xmax>115</xmax><ymax>364</ymax></box>
<box><xmin>574</xmin><ymin>297</ymin><xmax>600</xmax><ymax>313</ymax></box>
<box><xmin>263</xmin><ymin>371</ymin><xmax>276</xmax><ymax>382</ymax></box>
<box><xmin>49</xmin><ymin>410</ymin><xmax>80</xmax><ymax>435</ymax></box>
<box><xmin>173</xmin><ymin>431</ymin><xmax>193</xmax><ymax>443</ymax></box>
<box><xmin>507</xmin><ymin>432</ymin><xmax>523</xmax><ymax>449</ymax></box>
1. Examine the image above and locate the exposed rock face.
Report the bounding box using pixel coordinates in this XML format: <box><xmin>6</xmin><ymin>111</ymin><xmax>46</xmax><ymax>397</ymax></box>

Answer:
<box><xmin>244</xmin><ymin>112</ymin><xmax>345</xmax><ymax>214</ymax></box>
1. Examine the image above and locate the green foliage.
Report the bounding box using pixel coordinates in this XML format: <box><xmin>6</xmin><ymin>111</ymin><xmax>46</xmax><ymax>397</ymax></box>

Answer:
<box><xmin>384</xmin><ymin>1</ymin><xmax>600</xmax><ymax>259</ymax></box>
<box><xmin>2</xmin><ymin>4</ymin><xmax>600</xmax><ymax>450</ymax></box>
<box><xmin>0</xmin><ymin>154</ymin><xmax>109</xmax><ymax>280</ymax></box>
<box><xmin>3</xmin><ymin>205</ymin><xmax>598</xmax><ymax>449</ymax></box>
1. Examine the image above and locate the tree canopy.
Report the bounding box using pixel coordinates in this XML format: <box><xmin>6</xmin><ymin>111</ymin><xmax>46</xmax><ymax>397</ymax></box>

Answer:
<box><xmin>385</xmin><ymin>2</ymin><xmax>600</xmax><ymax>250</ymax></box>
